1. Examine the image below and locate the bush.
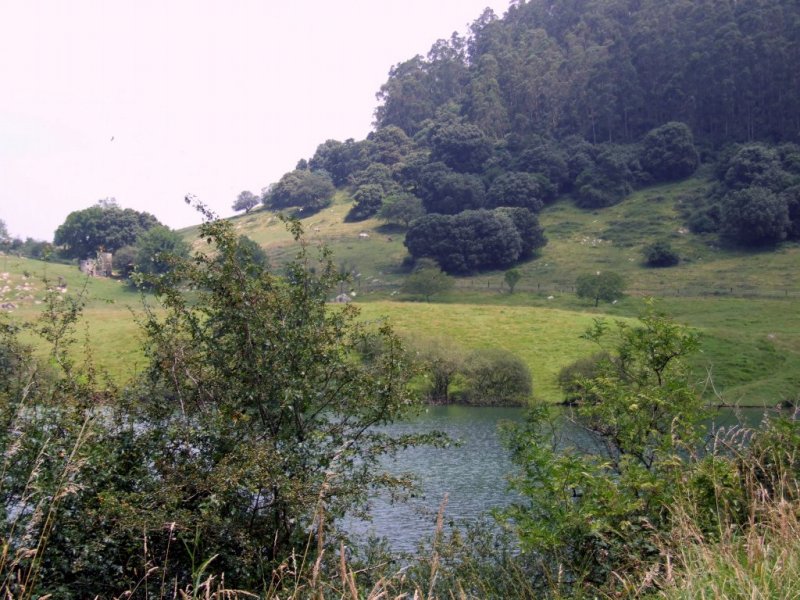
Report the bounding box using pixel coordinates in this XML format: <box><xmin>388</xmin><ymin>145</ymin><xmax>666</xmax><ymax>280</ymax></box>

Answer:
<box><xmin>131</xmin><ymin>225</ymin><xmax>190</xmax><ymax>283</ymax></box>
<box><xmin>410</xmin><ymin>334</ymin><xmax>465</xmax><ymax>403</ymax></box>
<box><xmin>486</xmin><ymin>171</ymin><xmax>551</xmax><ymax>212</ymax></box>
<box><xmin>499</xmin><ymin>305</ymin><xmax>705</xmax><ymax>594</ymax></box>
<box><xmin>0</xmin><ymin>210</ymin><xmax>428</xmax><ymax>597</ymax></box>
<box><xmin>643</xmin><ymin>240</ymin><xmax>680</xmax><ymax>267</ymax></box>
<box><xmin>112</xmin><ymin>244</ymin><xmax>138</xmax><ymax>277</ymax></box>
<box><xmin>462</xmin><ymin>348</ymin><xmax>532</xmax><ymax>406</ymax></box>
<box><xmin>720</xmin><ymin>144</ymin><xmax>789</xmax><ymax>192</ymax></box>
<box><xmin>573</xmin><ymin>145</ymin><xmax>636</xmax><ymax>209</ymax></box>
<box><xmin>401</xmin><ymin>259</ymin><xmax>454</xmax><ymax>301</ymax></box>
<box><xmin>557</xmin><ymin>352</ymin><xmax>610</xmax><ymax>404</ymax></box>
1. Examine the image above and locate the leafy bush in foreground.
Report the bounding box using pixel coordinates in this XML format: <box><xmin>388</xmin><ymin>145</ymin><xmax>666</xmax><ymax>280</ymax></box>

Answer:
<box><xmin>0</xmin><ymin>207</ymin><xmax>432</xmax><ymax>597</ymax></box>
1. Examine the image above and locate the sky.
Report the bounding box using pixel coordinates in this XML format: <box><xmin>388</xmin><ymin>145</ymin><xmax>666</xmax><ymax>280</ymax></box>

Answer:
<box><xmin>1</xmin><ymin>0</ymin><xmax>510</xmax><ymax>241</ymax></box>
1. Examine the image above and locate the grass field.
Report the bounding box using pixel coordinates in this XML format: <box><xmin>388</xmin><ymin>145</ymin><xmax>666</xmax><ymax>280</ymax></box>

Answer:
<box><xmin>4</xmin><ymin>176</ymin><xmax>799</xmax><ymax>405</ymax></box>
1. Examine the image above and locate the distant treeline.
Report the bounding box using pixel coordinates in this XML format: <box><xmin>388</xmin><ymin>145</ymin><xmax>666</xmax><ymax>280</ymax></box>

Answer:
<box><xmin>376</xmin><ymin>0</ymin><xmax>800</xmax><ymax>146</ymax></box>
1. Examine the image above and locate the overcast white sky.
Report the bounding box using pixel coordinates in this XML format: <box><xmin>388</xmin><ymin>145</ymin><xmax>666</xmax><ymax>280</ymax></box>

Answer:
<box><xmin>1</xmin><ymin>0</ymin><xmax>510</xmax><ymax>241</ymax></box>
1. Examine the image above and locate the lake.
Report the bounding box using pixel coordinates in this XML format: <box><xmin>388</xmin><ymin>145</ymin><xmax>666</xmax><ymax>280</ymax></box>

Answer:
<box><xmin>344</xmin><ymin>404</ymin><xmax>778</xmax><ymax>553</ymax></box>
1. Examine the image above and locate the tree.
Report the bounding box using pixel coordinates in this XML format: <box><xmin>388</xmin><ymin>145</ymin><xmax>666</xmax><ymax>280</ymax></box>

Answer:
<box><xmin>377</xmin><ymin>193</ymin><xmax>425</xmax><ymax>229</ymax></box>
<box><xmin>576</xmin><ymin>271</ymin><xmax>625</xmax><ymax>307</ymax></box>
<box><xmin>232</xmin><ymin>190</ymin><xmax>259</xmax><ymax>213</ymax></box>
<box><xmin>131</xmin><ymin>226</ymin><xmax>190</xmax><ymax>283</ymax></box>
<box><xmin>429</xmin><ymin>121</ymin><xmax>492</xmax><ymax>173</ymax></box>
<box><xmin>720</xmin><ymin>144</ymin><xmax>789</xmax><ymax>193</ymax></box>
<box><xmin>112</xmin><ymin>244</ymin><xmax>138</xmax><ymax>277</ymax></box>
<box><xmin>125</xmin><ymin>208</ymin><xmax>424</xmax><ymax>588</ymax></box>
<box><xmin>495</xmin><ymin>207</ymin><xmax>547</xmax><ymax>259</ymax></box>
<box><xmin>0</xmin><ymin>219</ymin><xmax>9</xmax><ymax>248</ymax></box>
<box><xmin>418</xmin><ymin>162</ymin><xmax>486</xmax><ymax>215</ymax></box>
<box><xmin>720</xmin><ymin>186</ymin><xmax>790</xmax><ymax>246</ymax></box>
<box><xmin>405</xmin><ymin>210</ymin><xmax>523</xmax><ymax>274</ymax></box>
<box><xmin>573</xmin><ymin>146</ymin><xmax>636</xmax><ymax>209</ymax></box>
<box><xmin>411</xmin><ymin>335</ymin><xmax>465</xmax><ymax>403</ymax></box>
<box><xmin>642</xmin><ymin>240</ymin><xmax>680</xmax><ymax>267</ymax></box>
<box><xmin>463</xmin><ymin>348</ymin><xmax>532</xmax><ymax>405</ymax></box>
<box><xmin>486</xmin><ymin>172</ymin><xmax>549</xmax><ymax>212</ymax></box>
<box><xmin>782</xmin><ymin>184</ymin><xmax>800</xmax><ymax>239</ymax></box>
<box><xmin>234</xmin><ymin>235</ymin><xmax>269</xmax><ymax>271</ymax></box>
<box><xmin>504</xmin><ymin>268</ymin><xmax>521</xmax><ymax>293</ymax></box>
<box><xmin>364</xmin><ymin>125</ymin><xmax>414</xmax><ymax>165</ymax></box>
<box><xmin>54</xmin><ymin>202</ymin><xmax>161</xmax><ymax>259</ymax></box>
<box><xmin>307</xmin><ymin>138</ymin><xmax>369</xmax><ymax>186</ymax></box>
<box><xmin>346</xmin><ymin>184</ymin><xmax>384</xmax><ymax>222</ymax></box>
<box><xmin>514</xmin><ymin>140</ymin><xmax>570</xmax><ymax>192</ymax></box>
<box><xmin>264</xmin><ymin>169</ymin><xmax>335</xmax><ymax>213</ymax></box>
<box><xmin>402</xmin><ymin>259</ymin><xmax>453</xmax><ymax>301</ymax></box>
<box><xmin>640</xmin><ymin>122</ymin><xmax>699</xmax><ymax>182</ymax></box>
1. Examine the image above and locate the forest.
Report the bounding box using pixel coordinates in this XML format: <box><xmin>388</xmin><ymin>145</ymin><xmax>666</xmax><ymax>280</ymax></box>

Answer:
<box><xmin>250</xmin><ymin>0</ymin><xmax>800</xmax><ymax>272</ymax></box>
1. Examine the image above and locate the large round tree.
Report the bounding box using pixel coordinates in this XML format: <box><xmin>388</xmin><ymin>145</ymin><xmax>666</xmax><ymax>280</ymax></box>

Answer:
<box><xmin>54</xmin><ymin>201</ymin><xmax>161</xmax><ymax>259</ymax></box>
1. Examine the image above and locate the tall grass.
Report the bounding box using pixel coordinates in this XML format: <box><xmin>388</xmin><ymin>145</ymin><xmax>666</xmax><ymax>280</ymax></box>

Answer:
<box><xmin>660</xmin><ymin>500</ymin><xmax>800</xmax><ymax>600</ymax></box>
<box><xmin>654</xmin><ymin>417</ymin><xmax>800</xmax><ymax>600</ymax></box>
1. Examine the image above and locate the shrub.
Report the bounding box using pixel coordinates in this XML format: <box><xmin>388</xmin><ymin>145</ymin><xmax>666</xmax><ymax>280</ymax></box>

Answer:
<box><xmin>643</xmin><ymin>240</ymin><xmax>680</xmax><ymax>267</ymax></box>
<box><xmin>499</xmin><ymin>305</ymin><xmax>705</xmax><ymax>594</ymax></box>
<box><xmin>462</xmin><ymin>348</ymin><xmax>532</xmax><ymax>406</ymax></box>
<box><xmin>401</xmin><ymin>259</ymin><xmax>454</xmax><ymax>301</ymax></box>
<box><xmin>346</xmin><ymin>183</ymin><xmax>384</xmax><ymax>221</ymax></box>
<box><xmin>410</xmin><ymin>335</ymin><xmax>466</xmax><ymax>403</ymax></box>
<box><xmin>557</xmin><ymin>352</ymin><xmax>610</xmax><ymax>404</ymax></box>
<box><xmin>264</xmin><ymin>168</ymin><xmax>335</xmax><ymax>212</ymax></box>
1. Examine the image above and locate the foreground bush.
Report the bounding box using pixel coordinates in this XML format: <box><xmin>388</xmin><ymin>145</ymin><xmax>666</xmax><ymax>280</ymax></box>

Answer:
<box><xmin>0</xmin><ymin>206</ymin><xmax>434</xmax><ymax>597</ymax></box>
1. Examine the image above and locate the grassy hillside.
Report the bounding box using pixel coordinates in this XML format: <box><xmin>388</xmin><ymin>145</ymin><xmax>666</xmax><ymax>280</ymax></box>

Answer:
<box><xmin>1</xmin><ymin>255</ymin><xmax>147</xmax><ymax>381</ymax></box>
<box><xmin>4</xmin><ymin>176</ymin><xmax>798</xmax><ymax>405</ymax></box>
<box><xmin>179</xmin><ymin>175</ymin><xmax>800</xmax><ymax>405</ymax></box>
<box><xmin>191</xmin><ymin>178</ymin><xmax>800</xmax><ymax>300</ymax></box>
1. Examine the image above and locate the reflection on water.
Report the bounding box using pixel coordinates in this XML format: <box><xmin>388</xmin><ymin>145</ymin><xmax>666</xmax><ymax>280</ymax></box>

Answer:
<box><xmin>344</xmin><ymin>404</ymin><xmax>778</xmax><ymax>552</ymax></box>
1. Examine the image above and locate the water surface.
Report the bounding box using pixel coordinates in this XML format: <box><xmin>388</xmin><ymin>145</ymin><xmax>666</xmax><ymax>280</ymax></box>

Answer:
<box><xmin>346</xmin><ymin>404</ymin><xmax>775</xmax><ymax>552</ymax></box>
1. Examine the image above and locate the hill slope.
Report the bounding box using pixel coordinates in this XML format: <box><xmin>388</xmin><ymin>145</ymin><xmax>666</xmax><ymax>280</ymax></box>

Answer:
<box><xmin>177</xmin><ymin>173</ymin><xmax>800</xmax><ymax>406</ymax></box>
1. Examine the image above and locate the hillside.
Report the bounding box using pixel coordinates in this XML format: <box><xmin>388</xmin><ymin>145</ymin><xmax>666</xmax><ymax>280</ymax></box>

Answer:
<box><xmin>177</xmin><ymin>171</ymin><xmax>800</xmax><ymax>406</ymax></box>
<box><xmin>188</xmin><ymin>174</ymin><xmax>800</xmax><ymax>300</ymax></box>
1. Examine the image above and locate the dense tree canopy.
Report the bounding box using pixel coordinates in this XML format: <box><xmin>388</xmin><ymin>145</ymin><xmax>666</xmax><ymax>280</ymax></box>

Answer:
<box><xmin>265</xmin><ymin>0</ymin><xmax>800</xmax><ymax>267</ymax></box>
<box><xmin>720</xmin><ymin>187</ymin><xmax>790</xmax><ymax>246</ymax></box>
<box><xmin>486</xmin><ymin>171</ymin><xmax>549</xmax><ymax>212</ymax></box>
<box><xmin>376</xmin><ymin>0</ymin><xmax>800</xmax><ymax>146</ymax></box>
<box><xmin>263</xmin><ymin>169</ymin><xmax>335</xmax><ymax>213</ymax></box>
<box><xmin>640</xmin><ymin>122</ymin><xmax>699</xmax><ymax>182</ymax></box>
<box><xmin>404</xmin><ymin>208</ymin><xmax>544</xmax><ymax>273</ymax></box>
<box><xmin>54</xmin><ymin>201</ymin><xmax>161</xmax><ymax>259</ymax></box>
<box><xmin>417</xmin><ymin>162</ymin><xmax>486</xmax><ymax>215</ymax></box>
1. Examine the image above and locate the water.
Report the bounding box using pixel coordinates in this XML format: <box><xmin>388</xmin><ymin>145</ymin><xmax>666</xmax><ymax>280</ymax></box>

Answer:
<box><xmin>345</xmin><ymin>404</ymin><xmax>777</xmax><ymax>552</ymax></box>
<box><xmin>345</xmin><ymin>405</ymin><xmax>525</xmax><ymax>552</ymax></box>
